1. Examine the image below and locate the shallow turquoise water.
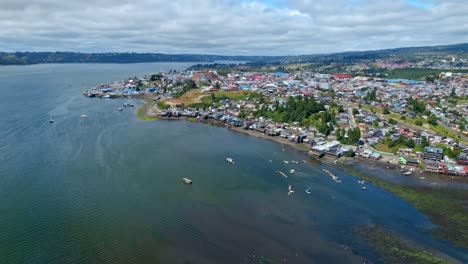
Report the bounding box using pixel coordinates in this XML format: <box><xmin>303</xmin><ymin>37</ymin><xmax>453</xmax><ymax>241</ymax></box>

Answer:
<box><xmin>0</xmin><ymin>63</ymin><xmax>466</xmax><ymax>263</ymax></box>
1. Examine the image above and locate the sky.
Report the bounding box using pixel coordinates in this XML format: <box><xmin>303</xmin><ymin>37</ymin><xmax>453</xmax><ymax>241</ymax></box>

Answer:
<box><xmin>0</xmin><ymin>0</ymin><xmax>466</xmax><ymax>55</ymax></box>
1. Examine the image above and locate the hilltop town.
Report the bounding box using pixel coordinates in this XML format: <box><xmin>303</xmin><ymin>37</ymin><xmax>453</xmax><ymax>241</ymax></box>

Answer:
<box><xmin>84</xmin><ymin>62</ymin><xmax>468</xmax><ymax>178</ymax></box>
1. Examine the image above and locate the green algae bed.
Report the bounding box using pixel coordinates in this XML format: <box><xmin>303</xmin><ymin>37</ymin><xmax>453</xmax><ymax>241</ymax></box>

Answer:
<box><xmin>136</xmin><ymin>103</ymin><xmax>159</xmax><ymax>120</ymax></box>
<box><xmin>361</xmin><ymin>225</ymin><xmax>449</xmax><ymax>264</ymax></box>
<box><xmin>341</xmin><ymin>166</ymin><xmax>468</xmax><ymax>250</ymax></box>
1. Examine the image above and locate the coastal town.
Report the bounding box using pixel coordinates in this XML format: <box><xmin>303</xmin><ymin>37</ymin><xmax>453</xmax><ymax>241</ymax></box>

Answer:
<box><xmin>83</xmin><ymin>63</ymin><xmax>468</xmax><ymax>178</ymax></box>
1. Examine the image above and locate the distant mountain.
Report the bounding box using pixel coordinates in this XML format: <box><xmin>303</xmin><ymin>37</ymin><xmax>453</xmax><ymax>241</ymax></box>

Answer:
<box><xmin>283</xmin><ymin>43</ymin><xmax>468</xmax><ymax>64</ymax></box>
<box><xmin>1</xmin><ymin>43</ymin><xmax>466</xmax><ymax>65</ymax></box>
<box><xmin>0</xmin><ymin>52</ymin><xmax>283</xmax><ymax>65</ymax></box>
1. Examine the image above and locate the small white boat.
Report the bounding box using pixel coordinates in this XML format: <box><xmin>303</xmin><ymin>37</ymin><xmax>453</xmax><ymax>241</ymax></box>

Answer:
<box><xmin>291</xmin><ymin>161</ymin><xmax>299</xmax><ymax>164</ymax></box>
<box><xmin>289</xmin><ymin>169</ymin><xmax>296</xmax><ymax>174</ymax></box>
<box><xmin>49</xmin><ymin>119</ymin><xmax>54</xmax><ymax>123</ymax></box>
<box><xmin>283</xmin><ymin>160</ymin><xmax>289</xmax><ymax>164</ymax></box>
<box><xmin>357</xmin><ymin>180</ymin><xmax>366</xmax><ymax>184</ymax></box>
<box><xmin>288</xmin><ymin>185</ymin><xmax>294</xmax><ymax>196</ymax></box>
<box><xmin>278</xmin><ymin>171</ymin><xmax>287</xmax><ymax>178</ymax></box>
<box><xmin>361</xmin><ymin>186</ymin><xmax>367</xmax><ymax>190</ymax></box>
<box><xmin>419</xmin><ymin>177</ymin><xmax>425</xmax><ymax>180</ymax></box>
<box><xmin>226</xmin><ymin>157</ymin><xmax>235</xmax><ymax>164</ymax></box>
<box><xmin>305</xmin><ymin>188</ymin><xmax>311</xmax><ymax>194</ymax></box>
<box><xmin>182</xmin><ymin>178</ymin><xmax>192</xmax><ymax>184</ymax></box>
<box><xmin>117</xmin><ymin>107</ymin><xmax>123</xmax><ymax>111</ymax></box>
<box><xmin>103</xmin><ymin>94</ymin><xmax>111</xmax><ymax>98</ymax></box>
<box><xmin>404</xmin><ymin>171</ymin><xmax>412</xmax><ymax>176</ymax></box>
<box><xmin>80</xmin><ymin>114</ymin><xmax>88</xmax><ymax>118</ymax></box>
<box><xmin>268</xmin><ymin>160</ymin><xmax>273</xmax><ymax>163</ymax></box>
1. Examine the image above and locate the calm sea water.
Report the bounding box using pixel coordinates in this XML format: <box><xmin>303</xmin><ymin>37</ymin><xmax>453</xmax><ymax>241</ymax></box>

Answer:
<box><xmin>0</xmin><ymin>63</ymin><xmax>466</xmax><ymax>263</ymax></box>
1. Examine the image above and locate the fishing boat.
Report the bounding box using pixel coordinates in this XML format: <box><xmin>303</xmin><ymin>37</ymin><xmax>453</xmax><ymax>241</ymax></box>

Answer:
<box><xmin>404</xmin><ymin>171</ymin><xmax>412</xmax><ymax>176</ymax></box>
<box><xmin>49</xmin><ymin>119</ymin><xmax>54</xmax><ymax>123</ymax></box>
<box><xmin>182</xmin><ymin>178</ymin><xmax>192</xmax><ymax>184</ymax></box>
<box><xmin>268</xmin><ymin>160</ymin><xmax>273</xmax><ymax>163</ymax></box>
<box><xmin>291</xmin><ymin>161</ymin><xmax>299</xmax><ymax>164</ymax></box>
<box><xmin>289</xmin><ymin>169</ymin><xmax>296</xmax><ymax>174</ymax></box>
<box><xmin>124</xmin><ymin>103</ymin><xmax>134</xmax><ymax>107</ymax></box>
<box><xmin>357</xmin><ymin>180</ymin><xmax>366</xmax><ymax>184</ymax></box>
<box><xmin>117</xmin><ymin>107</ymin><xmax>123</xmax><ymax>111</ymax></box>
<box><xmin>361</xmin><ymin>186</ymin><xmax>367</xmax><ymax>190</ymax></box>
<box><xmin>226</xmin><ymin>157</ymin><xmax>235</xmax><ymax>164</ymax></box>
<box><xmin>283</xmin><ymin>160</ymin><xmax>289</xmax><ymax>164</ymax></box>
<box><xmin>288</xmin><ymin>185</ymin><xmax>294</xmax><ymax>196</ymax></box>
<box><xmin>80</xmin><ymin>114</ymin><xmax>88</xmax><ymax>118</ymax></box>
<box><xmin>278</xmin><ymin>171</ymin><xmax>287</xmax><ymax>178</ymax></box>
<box><xmin>305</xmin><ymin>188</ymin><xmax>311</xmax><ymax>194</ymax></box>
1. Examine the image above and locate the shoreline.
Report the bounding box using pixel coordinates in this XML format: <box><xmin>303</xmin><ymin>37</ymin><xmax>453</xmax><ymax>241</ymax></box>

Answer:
<box><xmin>137</xmin><ymin>100</ymin><xmax>468</xmax><ymax>251</ymax></box>
<box><xmin>138</xmin><ymin>101</ymin><xmax>467</xmax><ymax>182</ymax></box>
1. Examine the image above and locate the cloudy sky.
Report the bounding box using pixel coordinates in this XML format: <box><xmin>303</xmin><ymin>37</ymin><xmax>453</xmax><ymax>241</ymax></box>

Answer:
<box><xmin>1</xmin><ymin>0</ymin><xmax>466</xmax><ymax>55</ymax></box>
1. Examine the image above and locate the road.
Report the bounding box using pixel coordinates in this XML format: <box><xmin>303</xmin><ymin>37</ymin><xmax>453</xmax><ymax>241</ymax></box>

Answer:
<box><xmin>343</xmin><ymin>102</ymin><xmax>357</xmax><ymax>128</ymax></box>
<box><xmin>437</xmin><ymin>120</ymin><xmax>468</xmax><ymax>143</ymax></box>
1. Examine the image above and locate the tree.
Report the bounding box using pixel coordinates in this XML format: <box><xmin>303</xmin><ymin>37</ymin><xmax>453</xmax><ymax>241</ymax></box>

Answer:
<box><xmin>415</xmin><ymin>119</ymin><xmax>423</xmax><ymax>126</ymax></box>
<box><xmin>352</xmin><ymin>108</ymin><xmax>359</xmax><ymax>115</ymax></box>
<box><xmin>214</xmin><ymin>82</ymin><xmax>221</xmax><ymax>90</ymax></box>
<box><xmin>388</xmin><ymin>118</ymin><xmax>397</xmax><ymax>125</ymax></box>
<box><xmin>428</xmin><ymin>114</ymin><xmax>438</xmax><ymax>126</ymax></box>
<box><xmin>405</xmin><ymin>139</ymin><xmax>415</xmax><ymax>148</ymax></box>
<box><xmin>383</xmin><ymin>106</ymin><xmax>390</xmax><ymax>115</ymax></box>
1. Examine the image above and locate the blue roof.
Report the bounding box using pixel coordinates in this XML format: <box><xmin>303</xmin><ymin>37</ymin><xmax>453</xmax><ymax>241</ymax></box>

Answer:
<box><xmin>100</xmin><ymin>88</ymin><xmax>113</xmax><ymax>93</ymax></box>
<box><xmin>387</xmin><ymin>79</ymin><xmax>424</xmax><ymax>84</ymax></box>
<box><xmin>274</xmin><ymin>72</ymin><xmax>285</xmax><ymax>76</ymax></box>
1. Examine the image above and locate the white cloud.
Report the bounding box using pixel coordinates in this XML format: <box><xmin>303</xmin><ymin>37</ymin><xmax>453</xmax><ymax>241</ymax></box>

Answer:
<box><xmin>0</xmin><ymin>0</ymin><xmax>466</xmax><ymax>55</ymax></box>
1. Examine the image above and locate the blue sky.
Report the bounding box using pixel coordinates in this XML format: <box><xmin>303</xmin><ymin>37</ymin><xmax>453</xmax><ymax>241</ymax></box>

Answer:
<box><xmin>0</xmin><ymin>0</ymin><xmax>466</xmax><ymax>55</ymax></box>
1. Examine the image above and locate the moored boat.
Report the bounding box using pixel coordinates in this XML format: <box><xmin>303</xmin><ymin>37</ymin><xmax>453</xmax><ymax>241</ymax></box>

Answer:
<box><xmin>226</xmin><ymin>157</ymin><xmax>235</xmax><ymax>164</ymax></box>
<box><xmin>404</xmin><ymin>171</ymin><xmax>412</xmax><ymax>176</ymax></box>
<box><xmin>182</xmin><ymin>178</ymin><xmax>192</xmax><ymax>184</ymax></box>
<box><xmin>49</xmin><ymin>119</ymin><xmax>54</xmax><ymax>123</ymax></box>
<box><xmin>278</xmin><ymin>171</ymin><xmax>287</xmax><ymax>178</ymax></box>
<box><xmin>289</xmin><ymin>169</ymin><xmax>296</xmax><ymax>174</ymax></box>
<box><xmin>305</xmin><ymin>188</ymin><xmax>311</xmax><ymax>194</ymax></box>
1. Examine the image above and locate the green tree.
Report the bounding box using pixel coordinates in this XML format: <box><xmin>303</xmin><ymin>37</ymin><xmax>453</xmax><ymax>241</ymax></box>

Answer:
<box><xmin>388</xmin><ymin>118</ymin><xmax>397</xmax><ymax>125</ymax></box>
<box><xmin>428</xmin><ymin>114</ymin><xmax>438</xmax><ymax>126</ymax></box>
<box><xmin>383</xmin><ymin>106</ymin><xmax>390</xmax><ymax>115</ymax></box>
<box><xmin>352</xmin><ymin>108</ymin><xmax>359</xmax><ymax>115</ymax></box>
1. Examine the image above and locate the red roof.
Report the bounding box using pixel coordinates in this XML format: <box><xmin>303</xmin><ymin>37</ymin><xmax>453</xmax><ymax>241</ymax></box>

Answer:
<box><xmin>333</xmin><ymin>74</ymin><xmax>352</xmax><ymax>79</ymax></box>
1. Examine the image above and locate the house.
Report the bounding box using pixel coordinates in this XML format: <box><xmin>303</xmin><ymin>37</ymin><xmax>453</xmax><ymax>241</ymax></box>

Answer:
<box><xmin>370</xmin><ymin>151</ymin><xmax>382</xmax><ymax>160</ymax></box>
<box><xmin>423</xmin><ymin>146</ymin><xmax>444</xmax><ymax>161</ymax></box>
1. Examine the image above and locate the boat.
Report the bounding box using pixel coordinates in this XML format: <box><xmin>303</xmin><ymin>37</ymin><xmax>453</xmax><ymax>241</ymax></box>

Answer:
<box><xmin>182</xmin><ymin>178</ymin><xmax>192</xmax><ymax>184</ymax></box>
<box><xmin>268</xmin><ymin>160</ymin><xmax>273</xmax><ymax>163</ymax></box>
<box><xmin>361</xmin><ymin>186</ymin><xmax>367</xmax><ymax>190</ymax></box>
<box><xmin>289</xmin><ymin>169</ymin><xmax>296</xmax><ymax>174</ymax></box>
<box><xmin>357</xmin><ymin>180</ymin><xmax>366</xmax><ymax>184</ymax></box>
<box><xmin>305</xmin><ymin>188</ymin><xmax>311</xmax><ymax>194</ymax></box>
<box><xmin>404</xmin><ymin>171</ymin><xmax>412</xmax><ymax>176</ymax></box>
<box><xmin>103</xmin><ymin>94</ymin><xmax>111</xmax><ymax>98</ymax></box>
<box><xmin>86</xmin><ymin>93</ymin><xmax>95</xmax><ymax>97</ymax></box>
<box><xmin>117</xmin><ymin>107</ymin><xmax>123</xmax><ymax>111</ymax></box>
<box><xmin>288</xmin><ymin>185</ymin><xmax>294</xmax><ymax>196</ymax></box>
<box><xmin>283</xmin><ymin>160</ymin><xmax>289</xmax><ymax>164</ymax></box>
<box><xmin>278</xmin><ymin>171</ymin><xmax>287</xmax><ymax>178</ymax></box>
<box><xmin>226</xmin><ymin>157</ymin><xmax>235</xmax><ymax>164</ymax></box>
<box><xmin>291</xmin><ymin>161</ymin><xmax>299</xmax><ymax>164</ymax></box>
<box><xmin>80</xmin><ymin>114</ymin><xmax>87</xmax><ymax>118</ymax></box>
<box><xmin>49</xmin><ymin>119</ymin><xmax>54</xmax><ymax>123</ymax></box>
<box><xmin>124</xmin><ymin>103</ymin><xmax>134</xmax><ymax>107</ymax></box>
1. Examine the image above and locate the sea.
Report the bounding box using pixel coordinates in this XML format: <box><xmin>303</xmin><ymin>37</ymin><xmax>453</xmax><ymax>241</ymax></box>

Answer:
<box><xmin>0</xmin><ymin>63</ymin><xmax>466</xmax><ymax>263</ymax></box>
